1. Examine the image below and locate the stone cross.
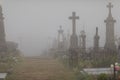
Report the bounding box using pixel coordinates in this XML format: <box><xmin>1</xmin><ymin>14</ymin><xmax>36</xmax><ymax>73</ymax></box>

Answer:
<box><xmin>69</xmin><ymin>12</ymin><xmax>79</xmax><ymax>35</ymax></box>
<box><xmin>107</xmin><ymin>3</ymin><xmax>113</xmax><ymax>15</ymax></box>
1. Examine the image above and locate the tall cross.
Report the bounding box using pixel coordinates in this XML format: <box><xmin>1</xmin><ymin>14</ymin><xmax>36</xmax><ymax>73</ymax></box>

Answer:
<box><xmin>107</xmin><ymin>2</ymin><xmax>113</xmax><ymax>16</ymax></box>
<box><xmin>69</xmin><ymin>12</ymin><xmax>79</xmax><ymax>35</ymax></box>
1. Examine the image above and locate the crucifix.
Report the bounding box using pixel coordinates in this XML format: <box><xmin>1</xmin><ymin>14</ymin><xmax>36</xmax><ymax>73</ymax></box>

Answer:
<box><xmin>69</xmin><ymin>12</ymin><xmax>79</xmax><ymax>35</ymax></box>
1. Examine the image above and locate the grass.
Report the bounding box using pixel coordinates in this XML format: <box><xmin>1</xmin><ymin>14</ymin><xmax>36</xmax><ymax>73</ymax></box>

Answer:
<box><xmin>6</xmin><ymin>57</ymin><xmax>76</xmax><ymax>80</ymax></box>
<box><xmin>0</xmin><ymin>56</ymin><xmax>22</xmax><ymax>73</ymax></box>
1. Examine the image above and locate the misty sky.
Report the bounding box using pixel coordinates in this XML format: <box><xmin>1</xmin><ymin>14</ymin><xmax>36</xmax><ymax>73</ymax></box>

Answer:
<box><xmin>0</xmin><ymin>0</ymin><xmax>120</xmax><ymax>56</ymax></box>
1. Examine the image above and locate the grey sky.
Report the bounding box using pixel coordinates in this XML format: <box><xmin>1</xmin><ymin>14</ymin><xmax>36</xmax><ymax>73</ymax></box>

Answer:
<box><xmin>1</xmin><ymin>0</ymin><xmax>120</xmax><ymax>56</ymax></box>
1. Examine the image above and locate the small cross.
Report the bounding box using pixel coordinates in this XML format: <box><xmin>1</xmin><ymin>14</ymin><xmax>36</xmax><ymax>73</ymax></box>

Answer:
<box><xmin>107</xmin><ymin>2</ymin><xmax>113</xmax><ymax>13</ymax></box>
<box><xmin>69</xmin><ymin>12</ymin><xmax>79</xmax><ymax>34</ymax></box>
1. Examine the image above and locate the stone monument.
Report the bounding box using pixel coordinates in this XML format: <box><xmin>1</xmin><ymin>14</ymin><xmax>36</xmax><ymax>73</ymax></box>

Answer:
<box><xmin>68</xmin><ymin>12</ymin><xmax>79</xmax><ymax>68</ymax></box>
<box><xmin>94</xmin><ymin>27</ymin><xmax>100</xmax><ymax>52</ymax></box>
<box><xmin>104</xmin><ymin>3</ymin><xmax>116</xmax><ymax>51</ymax></box>
<box><xmin>57</xmin><ymin>26</ymin><xmax>65</xmax><ymax>50</ymax></box>
<box><xmin>80</xmin><ymin>30</ymin><xmax>86</xmax><ymax>52</ymax></box>
<box><xmin>0</xmin><ymin>5</ymin><xmax>7</xmax><ymax>53</ymax></box>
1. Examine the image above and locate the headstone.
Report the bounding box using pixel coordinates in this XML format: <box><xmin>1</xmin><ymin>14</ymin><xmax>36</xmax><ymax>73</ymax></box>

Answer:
<box><xmin>104</xmin><ymin>3</ymin><xmax>116</xmax><ymax>51</ymax></box>
<box><xmin>82</xmin><ymin>68</ymin><xmax>112</xmax><ymax>75</ymax></box>
<box><xmin>0</xmin><ymin>73</ymin><xmax>7</xmax><ymax>80</ymax></box>
<box><xmin>57</xmin><ymin>26</ymin><xmax>65</xmax><ymax>51</ymax></box>
<box><xmin>68</xmin><ymin>12</ymin><xmax>79</xmax><ymax>68</ymax></box>
<box><xmin>80</xmin><ymin>30</ymin><xmax>86</xmax><ymax>52</ymax></box>
<box><xmin>0</xmin><ymin>5</ymin><xmax>7</xmax><ymax>54</ymax></box>
<box><xmin>94</xmin><ymin>27</ymin><xmax>100</xmax><ymax>52</ymax></box>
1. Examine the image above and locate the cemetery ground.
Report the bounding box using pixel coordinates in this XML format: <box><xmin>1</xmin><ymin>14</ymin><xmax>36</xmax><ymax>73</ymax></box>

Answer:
<box><xmin>6</xmin><ymin>57</ymin><xmax>76</xmax><ymax>80</ymax></box>
<box><xmin>0</xmin><ymin>52</ymin><xmax>114</xmax><ymax>80</ymax></box>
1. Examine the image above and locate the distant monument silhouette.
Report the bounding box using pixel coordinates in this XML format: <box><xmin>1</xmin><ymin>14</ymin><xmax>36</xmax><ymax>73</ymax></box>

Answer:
<box><xmin>104</xmin><ymin>2</ymin><xmax>116</xmax><ymax>51</ymax></box>
<box><xmin>80</xmin><ymin>30</ymin><xmax>86</xmax><ymax>52</ymax></box>
<box><xmin>0</xmin><ymin>5</ymin><xmax>7</xmax><ymax>53</ymax></box>
<box><xmin>68</xmin><ymin>12</ymin><xmax>79</xmax><ymax>68</ymax></box>
<box><xmin>94</xmin><ymin>27</ymin><xmax>100</xmax><ymax>52</ymax></box>
<box><xmin>57</xmin><ymin>26</ymin><xmax>65</xmax><ymax>50</ymax></box>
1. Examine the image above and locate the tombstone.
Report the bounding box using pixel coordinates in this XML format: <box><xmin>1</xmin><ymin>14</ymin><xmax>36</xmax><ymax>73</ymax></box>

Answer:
<box><xmin>0</xmin><ymin>73</ymin><xmax>7</xmax><ymax>80</ymax></box>
<box><xmin>57</xmin><ymin>26</ymin><xmax>65</xmax><ymax>51</ymax></box>
<box><xmin>94</xmin><ymin>27</ymin><xmax>100</xmax><ymax>52</ymax></box>
<box><xmin>104</xmin><ymin>3</ymin><xmax>116</xmax><ymax>51</ymax></box>
<box><xmin>0</xmin><ymin>5</ymin><xmax>7</xmax><ymax>53</ymax></box>
<box><xmin>80</xmin><ymin>30</ymin><xmax>86</xmax><ymax>52</ymax></box>
<box><xmin>68</xmin><ymin>12</ymin><xmax>79</xmax><ymax>68</ymax></box>
<box><xmin>56</xmin><ymin>26</ymin><xmax>67</xmax><ymax>58</ymax></box>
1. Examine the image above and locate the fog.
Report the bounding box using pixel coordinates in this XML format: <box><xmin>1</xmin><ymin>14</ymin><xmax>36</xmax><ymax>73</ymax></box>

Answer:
<box><xmin>1</xmin><ymin>0</ymin><xmax>120</xmax><ymax>56</ymax></box>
